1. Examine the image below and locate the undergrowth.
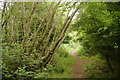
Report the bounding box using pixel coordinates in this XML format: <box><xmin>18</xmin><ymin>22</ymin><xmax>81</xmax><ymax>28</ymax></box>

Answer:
<box><xmin>2</xmin><ymin>44</ymin><xmax>73</xmax><ymax>79</ymax></box>
<box><xmin>48</xmin><ymin>47</ymin><xmax>74</xmax><ymax>78</ymax></box>
<box><xmin>84</xmin><ymin>55</ymin><xmax>117</xmax><ymax>78</ymax></box>
<box><xmin>77</xmin><ymin>46</ymin><xmax>118</xmax><ymax>78</ymax></box>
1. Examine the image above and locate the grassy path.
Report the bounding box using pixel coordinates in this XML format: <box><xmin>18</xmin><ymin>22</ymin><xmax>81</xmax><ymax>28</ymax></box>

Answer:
<box><xmin>70</xmin><ymin>51</ymin><xmax>92</xmax><ymax>78</ymax></box>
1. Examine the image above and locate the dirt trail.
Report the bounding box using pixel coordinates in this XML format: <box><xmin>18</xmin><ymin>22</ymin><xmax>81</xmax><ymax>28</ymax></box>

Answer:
<box><xmin>70</xmin><ymin>51</ymin><xmax>92</xmax><ymax>78</ymax></box>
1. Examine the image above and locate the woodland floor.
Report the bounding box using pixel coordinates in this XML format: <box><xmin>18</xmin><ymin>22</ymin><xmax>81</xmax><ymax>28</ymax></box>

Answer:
<box><xmin>70</xmin><ymin>51</ymin><xmax>92</xmax><ymax>78</ymax></box>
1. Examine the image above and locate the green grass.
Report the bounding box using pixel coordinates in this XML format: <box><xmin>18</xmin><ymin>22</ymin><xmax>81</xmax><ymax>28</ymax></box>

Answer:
<box><xmin>79</xmin><ymin>55</ymin><xmax>90</xmax><ymax>60</ymax></box>
<box><xmin>90</xmin><ymin>54</ymin><xmax>106</xmax><ymax>63</ymax></box>
<box><xmin>82</xmin><ymin>54</ymin><xmax>117</xmax><ymax>78</ymax></box>
<box><xmin>47</xmin><ymin>47</ymin><xmax>74</xmax><ymax>78</ymax></box>
<box><xmin>76</xmin><ymin>46</ymin><xmax>117</xmax><ymax>78</ymax></box>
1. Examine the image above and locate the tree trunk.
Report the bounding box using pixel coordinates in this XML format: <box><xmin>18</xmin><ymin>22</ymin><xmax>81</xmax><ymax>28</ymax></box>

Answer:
<box><xmin>105</xmin><ymin>54</ymin><xmax>114</xmax><ymax>73</ymax></box>
<box><xmin>117</xmin><ymin>41</ymin><xmax>120</xmax><ymax>77</ymax></box>
<box><xmin>42</xmin><ymin>6</ymin><xmax>80</xmax><ymax>67</ymax></box>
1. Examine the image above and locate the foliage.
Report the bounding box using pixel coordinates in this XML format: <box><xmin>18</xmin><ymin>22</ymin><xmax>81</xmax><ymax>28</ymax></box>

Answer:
<box><xmin>1</xmin><ymin>2</ymin><xmax>79</xmax><ymax>79</ymax></box>
<box><xmin>2</xmin><ymin>44</ymin><xmax>47</xmax><ymax>79</ymax></box>
<box><xmin>83</xmin><ymin>55</ymin><xmax>117</xmax><ymax>78</ymax></box>
<box><xmin>73</xmin><ymin>2</ymin><xmax>120</xmax><ymax>77</ymax></box>
<box><xmin>77</xmin><ymin>46</ymin><xmax>87</xmax><ymax>56</ymax></box>
<box><xmin>48</xmin><ymin>47</ymin><xmax>74</xmax><ymax>78</ymax></box>
<box><xmin>2</xmin><ymin>44</ymin><xmax>74</xmax><ymax>79</ymax></box>
<box><xmin>2</xmin><ymin>1</ymin><xmax>120</xmax><ymax>79</ymax></box>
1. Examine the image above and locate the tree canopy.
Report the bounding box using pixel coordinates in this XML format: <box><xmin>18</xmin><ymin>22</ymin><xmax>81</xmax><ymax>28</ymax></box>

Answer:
<box><xmin>73</xmin><ymin>2</ymin><xmax>120</xmax><ymax>76</ymax></box>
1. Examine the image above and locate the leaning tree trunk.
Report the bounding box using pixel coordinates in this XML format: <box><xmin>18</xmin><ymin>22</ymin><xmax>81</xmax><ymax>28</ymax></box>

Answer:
<box><xmin>2</xmin><ymin>2</ymin><xmax>80</xmax><ymax>69</ymax></box>
<box><xmin>42</xmin><ymin>6</ymin><xmax>80</xmax><ymax>67</ymax></box>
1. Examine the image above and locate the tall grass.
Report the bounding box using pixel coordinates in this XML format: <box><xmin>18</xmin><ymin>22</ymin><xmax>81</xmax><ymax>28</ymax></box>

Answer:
<box><xmin>47</xmin><ymin>47</ymin><xmax>74</xmax><ymax>78</ymax></box>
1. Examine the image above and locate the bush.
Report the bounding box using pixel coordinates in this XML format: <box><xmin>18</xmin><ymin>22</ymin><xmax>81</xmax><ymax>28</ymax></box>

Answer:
<box><xmin>2</xmin><ymin>44</ymin><xmax>50</xmax><ymax>79</ymax></box>
<box><xmin>77</xmin><ymin>46</ymin><xmax>87</xmax><ymax>56</ymax></box>
<box><xmin>83</xmin><ymin>54</ymin><xmax>117</xmax><ymax>78</ymax></box>
<box><xmin>2</xmin><ymin>44</ymin><xmax>74</xmax><ymax>79</ymax></box>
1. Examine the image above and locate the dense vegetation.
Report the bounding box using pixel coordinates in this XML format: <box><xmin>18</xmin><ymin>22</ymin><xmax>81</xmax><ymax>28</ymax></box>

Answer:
<box><xmin>1</xmin><ymin>2</ymin><xmax>79</xmax><ymax>79</ymax></box>
<box><xmin>74</xmin><ymin>2</ymin><xmax>120</xmax><ymax>78</ymax></box>
<box><xmin>1</xmin><ymin>1</ymin><xmax>120</xmax><ymax>79</ymax></box>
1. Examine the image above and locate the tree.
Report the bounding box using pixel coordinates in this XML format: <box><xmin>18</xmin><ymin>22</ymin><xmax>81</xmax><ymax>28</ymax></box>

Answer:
<box><xmin>2</xmin><ymin>2</ymin><xmax>80</xmax><ymax>79</ymax></box>
<box><xmin>73</xmin><ymin>2</ymin><xmax>120</xmax><ymax>76</ymax></box>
